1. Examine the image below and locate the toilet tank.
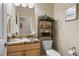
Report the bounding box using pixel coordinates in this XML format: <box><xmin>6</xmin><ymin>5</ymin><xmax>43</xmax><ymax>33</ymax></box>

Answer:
<box><xmin>42</xmin><ymin>40</ymin><xmax>53</xmax><ymax>50</ymax></box>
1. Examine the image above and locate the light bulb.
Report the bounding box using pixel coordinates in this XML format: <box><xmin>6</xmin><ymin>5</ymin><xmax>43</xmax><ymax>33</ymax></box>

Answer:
<box><xmin>14</xmin><ymin>3</ymin><xmax>20</xmax><ymax>6</ymax></box>
<box><xmin>28</xmin><ymin>5</ymin><xmax>33</xmax><ymax>8</ymax></box>
<box><xmin>22</xmin><ymin>3</ymin><xmax>27</xmax><ymax>7</ymax></box>
<box><xmin>32</xmin><ymin>31</ymin><xmax>35</xmax><ymax>34</ymax></box>
<box><xmin>28</xmin><ymin>3</ymin><xmax>34</xmax><ymax>8</ymax></box>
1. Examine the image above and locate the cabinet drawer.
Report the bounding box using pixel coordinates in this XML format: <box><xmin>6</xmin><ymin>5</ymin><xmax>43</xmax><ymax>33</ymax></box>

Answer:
<box><xmin>7</xmin><ymin>51</ymin><xmax>24</xmax><ymax>56</ymax></box>
<box><xmin>25</xmin><ymin>43</ymin><xmax>40</xmax><ymax>50</ymax></box>
<box><xmin>25</xmin><ymin>49</ymin><xmax>40</xmax><ymax>56</ymax></box>
<box><xmin>7</xmin><ymin>44</ymin><xmax>26</xmax><ymax>53</ymax></box>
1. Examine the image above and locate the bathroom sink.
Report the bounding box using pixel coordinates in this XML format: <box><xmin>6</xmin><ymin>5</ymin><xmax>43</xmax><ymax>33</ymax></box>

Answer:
<box><xmin>9</xmin><ymin>38</ymin><xmax>32</xmax><ymax>42</ymax></box>
<box><xmin>7</xmin><ymin>38</ymin><xmax>39</xmax><ymax>45</ymax></box>
<box><xmin>7</xmin><ymin>38</ymin><xmax>32</xmax><ymax>44</ymax></box>
<box><xmin>16</xmin><ymin>38</ymin><xmax>32</xmax><ymax>42</ymax></box>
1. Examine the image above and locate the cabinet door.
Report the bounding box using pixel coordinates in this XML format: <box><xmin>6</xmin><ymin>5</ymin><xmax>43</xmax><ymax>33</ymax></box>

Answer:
<box><xmin>7</xmin><ymin>51</ymin><xmax>24</xmax><ymax>56</ymax></box>
<box><xmin>25</xmin><ymin>49</ymin><xmax>40</xmax><ymax>56</ymax></box>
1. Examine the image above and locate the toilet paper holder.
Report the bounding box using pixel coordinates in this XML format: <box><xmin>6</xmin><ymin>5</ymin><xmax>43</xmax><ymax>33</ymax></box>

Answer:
<box><xmin>68</xmin><ymin>47</ymin><xmax>77</xmax><ymax>56</ymax></box>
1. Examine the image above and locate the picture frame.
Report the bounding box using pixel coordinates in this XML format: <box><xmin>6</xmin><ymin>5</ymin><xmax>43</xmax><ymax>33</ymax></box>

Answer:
<box><xmin>65</xmin><ymin>4</ymin><xmax>77</xmax><ymax>22</ymax></box>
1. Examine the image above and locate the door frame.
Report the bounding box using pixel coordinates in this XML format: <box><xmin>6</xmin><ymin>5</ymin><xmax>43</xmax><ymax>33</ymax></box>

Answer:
<box><xmin>2</xmin><ymin>3</ymin><xmax>7</xmax><ymax>56</ymax></box>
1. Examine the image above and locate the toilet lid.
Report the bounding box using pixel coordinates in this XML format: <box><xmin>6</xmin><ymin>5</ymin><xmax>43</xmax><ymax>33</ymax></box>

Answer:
<box><xmin>46</xmin><ymin>49</ymin><xmax>61</xmax><ymax>56</ymax></box>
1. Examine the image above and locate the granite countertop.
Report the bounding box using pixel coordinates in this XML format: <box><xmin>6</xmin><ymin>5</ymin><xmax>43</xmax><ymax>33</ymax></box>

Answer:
<box><xmin>6</xmin><ymin>38</ymin><xmax>40</xmax><ymax>46</ymax></box>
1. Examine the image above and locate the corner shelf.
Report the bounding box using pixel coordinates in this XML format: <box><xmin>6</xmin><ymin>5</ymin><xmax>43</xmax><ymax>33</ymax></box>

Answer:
<box><xmin>38</xmin><ymin>16</ymin><xmax>55</xmax><ymax>40</ymax></box>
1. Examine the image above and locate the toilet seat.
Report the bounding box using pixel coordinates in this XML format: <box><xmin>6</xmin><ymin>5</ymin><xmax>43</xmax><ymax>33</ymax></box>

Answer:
<box><xmin>45</xmin><ymin>49</ymin><xmax>61</xmax><ymax>56</ymax></box>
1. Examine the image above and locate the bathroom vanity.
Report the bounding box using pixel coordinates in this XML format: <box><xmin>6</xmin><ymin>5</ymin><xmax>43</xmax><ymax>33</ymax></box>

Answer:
<box><xmin>6</xmin><ymin>4</ymin><xmax>40</xmax><ymax>56</ymax></box>
<box><xmin>7</xmin><ymin>40</ymin><xmax>40</xmax><ymax>56</ymax></box>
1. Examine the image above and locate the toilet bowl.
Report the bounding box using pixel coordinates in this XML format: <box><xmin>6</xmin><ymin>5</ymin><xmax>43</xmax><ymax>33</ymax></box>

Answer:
<box><xmin>42</xmin><ymin>40</ymin><xmax>61</xmax><ymax>56</ymax></box>
<box><xmin>46</xmin><ymin>49</ymin><xmax>61</xmax><ymax>56</ymax></box>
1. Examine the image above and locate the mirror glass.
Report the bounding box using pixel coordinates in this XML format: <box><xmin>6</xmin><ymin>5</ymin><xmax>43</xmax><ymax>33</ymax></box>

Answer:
<box><xmin>16</xmin><ymin>6</ymin><xmax>35</xmax><ymax>35</ymax></box>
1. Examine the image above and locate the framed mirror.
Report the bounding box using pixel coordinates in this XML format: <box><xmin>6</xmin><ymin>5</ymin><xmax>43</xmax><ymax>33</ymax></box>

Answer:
<box><xmin>16</xmin><ymin>5</ymin><xmax>35</xmax><ymax>35</ymax></box>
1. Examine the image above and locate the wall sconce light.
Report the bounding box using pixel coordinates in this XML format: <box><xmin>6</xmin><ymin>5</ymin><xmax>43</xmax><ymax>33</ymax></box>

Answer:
<box><xmin>14</xmin><ymin>3</ymin><xmax>35</xmax><ymax>8</ymax></box>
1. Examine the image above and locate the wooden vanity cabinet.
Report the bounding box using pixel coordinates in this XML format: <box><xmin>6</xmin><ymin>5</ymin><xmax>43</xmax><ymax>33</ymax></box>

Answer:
<box><xmin>7</xmin><ymin>51</ymin><xmax>24</xmax><ymax>56</ymax></box>
<box><xmin>7</xmin><ymin>42</ymin><xmax>40</xmax><ymax>56</ymax></box>
<box><xmin>25</xmin><ymin>49</ymin><xmax>40</xmax><ymax>56</ymax></box>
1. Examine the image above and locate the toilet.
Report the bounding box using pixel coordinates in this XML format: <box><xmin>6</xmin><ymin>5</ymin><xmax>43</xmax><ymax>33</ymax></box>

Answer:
<box><xmin>42</xmin><ymin>40</ymin><xmax>61</xmax><ymax>56</ymax></box>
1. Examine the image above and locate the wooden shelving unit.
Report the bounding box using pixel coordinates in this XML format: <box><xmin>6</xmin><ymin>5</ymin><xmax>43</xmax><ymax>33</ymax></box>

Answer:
<box><xmin>38</xmin><ymin>15</ymin><xmax>55</xmax><ymax>41</ymax></box>
<box><xmin>38</xmin><ymin>15</ymin><xmax>56</xmax><ymax>55</ymax></box>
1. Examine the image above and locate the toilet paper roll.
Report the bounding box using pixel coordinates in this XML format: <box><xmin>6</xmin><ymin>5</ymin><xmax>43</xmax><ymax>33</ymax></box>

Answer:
<box><xmin>68</xmin><ymin>50</ymin><xmax>74</xmax><ymax>56</ymax></box>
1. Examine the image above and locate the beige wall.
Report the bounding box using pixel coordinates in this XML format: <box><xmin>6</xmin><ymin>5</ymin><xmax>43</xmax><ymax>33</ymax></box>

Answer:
<box><xmin>35</xmin><ymin>3</ymin><xmax>53</xmax><ymax>17</ymax></box>
<box><xmin>53</xmin><ymin>3</ymin><xmax>79</xmax><ymax>56</ymax></box>
<box><xmin>35</xmin><ymin>3</ymin><xmax>54</xmax><ymax>37</ymax></box>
